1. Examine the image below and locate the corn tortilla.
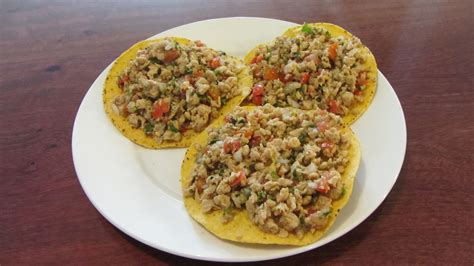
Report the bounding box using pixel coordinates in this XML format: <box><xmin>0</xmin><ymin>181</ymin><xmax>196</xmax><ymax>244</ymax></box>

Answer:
<box><xmin>103</xmin><ymin>37</ymin><xmax>253</xmax><ymax>148</ymax></box>
<box><xmin>181</xmin><ymin>106</ymin><xmax>360</xmax><ymax>245</ymax></box>
<box><xmin>244</xmin><ymin>23</ymin><xmax>377</xmax><ymax>125</ymax></box>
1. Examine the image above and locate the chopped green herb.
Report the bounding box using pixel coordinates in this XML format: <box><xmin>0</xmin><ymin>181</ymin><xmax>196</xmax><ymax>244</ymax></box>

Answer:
<box><xmin>299</xmin><ymin>215</ymin><xmax>306</xmax><ymax>225</ymax></box>
<box><xmin>298</xmin><ymin>133</ymin><xmax>307</xmax><ymax>144</ymax></box>
<box><xmin>323</xmin><ymin>208</ymin><xmax>332</xmax><ymax>217</ymax></box>
<box><xmin>311</xmin><ymin>192</ymin><xmax>320</xmax><ymax>204</ymax></box>
<box><xmin>257</xmin><ymin>191</ymin><xmax>267</xmax><ymax>204</ymax></box>
<box><xmin>268</xmin><ymin>194</ymin><xmax>276</xmax><ymax>201</ymax></box>
<box><xmin>340</xmin><ymin>186</ymin><xmax>346</xmax><ymax>197</ymax></box>
<box><xmin>236</xmin><ymin>117</ymin><xmax>247</xmax><ymax>125</ymax></box>
<box><xmin>168</xmin><ymin>123</ymin><xmax>179</xmax><ymax>133</ymax></box>
<box><xmin>292</xmin><ymin>168</ymin><xmax>299</xmax><ymax>180</ymax></box>
<box><xmin>209</xmin><ymin>139</ymin><xmax>218</xmax><ymax>145</ymax></box>
<box><xmin>325</xmin><ymin>30</ymin><xmax>331</xmax><ymax>38</ymax></box>
<box><xmin>149</xmin><ymin>57</ymin><xmax>162</xmax><ymax>64</ymax></box>
<box><xmin>302</xmin><ymin>23</ymin><xmax>314</xmax><ymax>35</ymax></box>
<box><xmin>144</xmin><ymin>122</ymin><xmax>154</xmax><ymax>134</ymax></box>
<box><xmin>221</xmin><ymin>96</ymin><xmax>228</xmax><ymax>105</ymax></box>
<box><xmin>185</xmin><ymin>67</ymin><xmax>193</xmax><ymax>75</ymax></box>
<box><xmin>271</xmin><ymin>170</ymin><xmax>279</xmax><ymax>180</ymax></box>
<box><xmin>295</xmin><ymin>51</ymin><xmax>301</xmax><ymax>59</ymax></box>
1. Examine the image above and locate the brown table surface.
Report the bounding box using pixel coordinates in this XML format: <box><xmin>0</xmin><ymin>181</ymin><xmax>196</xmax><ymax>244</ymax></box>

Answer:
<box><xmin>1</xmin><ymin>0</ymin><xmax>473</xmax><ymax>265</ymax></box>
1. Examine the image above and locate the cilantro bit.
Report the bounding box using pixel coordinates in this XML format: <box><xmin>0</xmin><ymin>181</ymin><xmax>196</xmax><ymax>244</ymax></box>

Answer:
<box><xmin>271</xmin><ymin>170</ymin><xmax>279</xmax><ymax>180</ymax></box>
<box><xmin>144</xmin><ymin>122</ymin><xmax>154</xmax><ymax>134</ymax></box>
<box><xmin>149</xmin><ymin>57</ymin><xmax>162</xmax><ymax>64</ymax></box>
<box><xmin>257</xmin><ymin>191</ymin><xmax>267</xmax><ymax>204</ymax></box>
<box><xmin>302</xmin><ymin>23</ymin><xmax>314</xmax><ymax>35</ymax></box>
<box><xmin>168</xmin><ymin>123</ymin><xmax>179</xmax><ymax>133</ymax></box>
<box><xmin>185</xmin><ymin>67</ymin><xmax>193</xmax><ymax>75</ymax></box>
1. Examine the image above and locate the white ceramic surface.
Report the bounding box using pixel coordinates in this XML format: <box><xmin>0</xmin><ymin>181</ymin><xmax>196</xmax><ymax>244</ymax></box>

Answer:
<box><xmin>72</xmin><ymin>17</ymin><xmax>406</xmax><ymax>262</ymax></box>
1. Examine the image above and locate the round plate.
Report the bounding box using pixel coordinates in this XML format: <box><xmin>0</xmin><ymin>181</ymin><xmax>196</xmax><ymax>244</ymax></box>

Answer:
<box><xmin>72</xmin><ymin>17</ymin><xmax>406</xmax><ymax>262</ymax></box>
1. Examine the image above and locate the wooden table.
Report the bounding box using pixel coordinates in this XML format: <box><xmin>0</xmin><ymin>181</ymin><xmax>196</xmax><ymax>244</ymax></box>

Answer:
<box><xmin>1</xmin><ymin>0</ymin><xmax>472</xmax><ymax>264</ymax></box>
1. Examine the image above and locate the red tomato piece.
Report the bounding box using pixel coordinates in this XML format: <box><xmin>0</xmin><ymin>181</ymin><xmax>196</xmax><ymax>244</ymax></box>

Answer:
<box><xmin>210</xmin><ymin>57</ymin><xmax>221</xmax><ymax>69</ymax></box>
<box><xmin>301</xmin><ymin>73</ymin><xmax>310</xmax><ymax>84</ymax></box>
<box><xmin>263</xmin><ymin>68</ymin><xmax>279</xmax><ymax>80</ymax></box>
<box><xmin>152</xmin><ymin>99</ymin><xmax>170</xmax><ymax>119</ymax></box>
<box><xmin>329</xmin><ymin>100</ymin><xmax>340</xmax><ymax>114</ymax></box>
<box><xmin>163</xmin><ymin>50</ymin><xmax>180</xmax><ymax>63</ymax></box>
<box><xmin>328</xmin><ymin>43</ymin><xmax>337</xmax><ymax>61</ymax></box>
<box><xmin>230</xmin><ymin>170</ymin><xmax>246</xmax><ymax>187</ymax></box>
<box><xmin>317</xmin><ymin>121</ymin><xmax>328</xmax><ymax>133</ymax></box>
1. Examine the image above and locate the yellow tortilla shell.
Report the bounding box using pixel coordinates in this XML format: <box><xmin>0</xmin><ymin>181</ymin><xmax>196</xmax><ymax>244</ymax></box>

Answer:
<box><xmin>244</xmin><ymin>23</ymin><xmax>378</xmax><ymax>125</ymax></box>
<box><xmin>103</xmin><ymin>37</ymin><xmax>253</xmax><ymax>148</ymax></box>
<box><xmin>181</xmin><ymin>106</ymin><xmax>361</xmax><ymax>245</ymax></box>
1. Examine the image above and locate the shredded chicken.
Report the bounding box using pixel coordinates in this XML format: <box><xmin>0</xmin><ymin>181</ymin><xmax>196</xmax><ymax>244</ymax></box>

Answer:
<box><xmin>113</xmin><ymin>38</ymin><xmax>244</xmax><ymax>143</ymax></box>
<box><xmin>185</xmin><ymin>105</ymin><xmax>351</xmax><ymax>237</ymax></box>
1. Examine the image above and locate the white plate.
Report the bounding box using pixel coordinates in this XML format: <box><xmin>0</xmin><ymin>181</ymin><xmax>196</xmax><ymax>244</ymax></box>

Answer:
<box><xmin>72</xmin><ymin>17</ymin><xmax>406</xmax><ymax>262</ymax></box>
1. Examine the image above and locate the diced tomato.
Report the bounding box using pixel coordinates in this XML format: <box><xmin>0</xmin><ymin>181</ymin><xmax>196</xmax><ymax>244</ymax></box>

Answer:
<box><xmin>230</xmin><ymin>170</ymin><xmax>246</xmax><ymax>187</ymax></box>
<box><xmin>356</xmin><ymin>72</ymin><xmax>368</xmax><ymax>86</ymax></box>
<box><xmin>329</xmin><ymin>100</ymin><xmax>341</xmax><ymax>114</ymax></box>
<box><xmin>354</xmin><ymin>89</ymin><xmax>363</xmax><ymax>96</ymax></box>
<box><xmin>210</xmin><ymin>57</ymin><xmax>221</xmax><ymax>69</ymax></box>
<box><xmin>163</xmin><ymin>50</ymin><xmax>180</xmax><ymax>63</ymax></box>
<box><xmin>301</xmin><ymin>73</ymin><xmax>310</xmax><ymax>84</ymax></box>
<box><xmin>252</xmin><ymin>54</ymin><xmax>264</xmax><ymax>64</ymax></box>
<box><xmin>232</xmin><ymin>140</ymin><xmax>241</xmax><ymax>152</ymax></box>
<box><xmin>315</xmin><ymin>178</ymin><xmax>330</xmax><ymax>193</ymax></box>
<box><xmin>179</xmin><ymin>122</ymin><xmax>189</xmax><ymax>133</ymax></box>
<box><xmin>307</xmin><ymin>206</ymin><xmax>317</xmax><ymax>214</ymax></box>
<box><xmin>251</xmin><ymin>84</ymin><xmax>265</xmax><ymax>105</ymax></box>
<box><xmin>321</xmin><ymin>142</ymin><xmax>333</xmax><ymax>149</ymax></box>
<box><xmin>252</xmin><ymin>96</ymin><xmax>263</xmax><ymax>105</ymax></box>
<box><xmin>152</xmin><ymin>99</ymin><xmax>170</xmax><ymax>119</ymax></box>
<box><xmin>223</xmin><ymin>141</ymin><xmax>231</xmax><ymax>153</ymax></box>
<box><xmin>317</xmin><ymin>121</ymin><xmax>328</xmax><ymax>133</ymax></box>
<box><xmin>278</xmin><ymin>73</ymin><xmax>293</xmax><ymax>83</ymax></box>
<box><xmin>250</xmin><ymin>135</ymin><xmax>261</xmax><ymax>146</ymax></box>
<box><xmin>120</xmin><ymin>105</ymin><xmax>129</xmax><ymax>117</ymax></box>
<box><xmin>263</xmin><ymin>68</ymin><xmax>279</xmax><ymax>80</ymax></box>
<box><xmin>194</xmin><ymin>69</ymin><xmax>205</xmax><ymax>77</ymax></box>
<box><xmin>328</xmin><ymin>43</ymin><xmax>337</xmax><ymax>61</ymax></box>
<box><xmin>223</xmin><ymin>139</ymin><xmax>241</xmax><ymax>153</ymax></box>
<box><xmin>243</xmin><ymin>129</ymin><xmax>253</xmax><ymax>139</ymax></box>
<box><xmin>252</xmin><ymin>84</ymin><xmax>264</xmax><ymax>97</ymax></box>
<box><xmin>251</xmin><ymin>56</ymin><xmax>256</xmax><ymax>64</ymax></box>
<box><xmin>118</xmin><ymin>75</ymin><xmax>129</xmax><ymax>87</ymax></box>
<box><xmin>194</xmin><ymin>40</ymin><xmax>205</xmax><ymax>47</ymax></box>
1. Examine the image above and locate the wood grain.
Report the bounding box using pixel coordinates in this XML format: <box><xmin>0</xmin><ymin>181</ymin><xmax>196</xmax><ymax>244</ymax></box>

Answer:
<box><xmin>1</xmin><ymin>0</ymin><xmax>472</xmax><ymax>264</ymax></box>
